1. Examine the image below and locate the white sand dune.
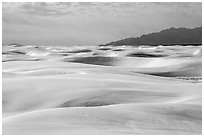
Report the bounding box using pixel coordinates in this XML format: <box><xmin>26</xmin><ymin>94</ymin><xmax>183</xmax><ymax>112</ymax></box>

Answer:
<box><xmin>65</xmin><ymin>56</ymin><xmax>201</xmax><ymax>77</ymax></box>
<box><xmin>3</xmin><ymin>104</ymin><xmax>201</xmax><ymax>135</ymax></box>
<box><xmin>2</xmin><ymin>45</ymin><xmax>202</xmax><ymax>134</ymax></box>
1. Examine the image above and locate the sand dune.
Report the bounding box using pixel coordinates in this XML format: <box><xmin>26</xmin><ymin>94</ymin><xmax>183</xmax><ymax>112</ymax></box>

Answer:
<box><xmin>2</xmin><ymin>45</ymin><xmax>202</xmax><ymax>134</ymax></box>
<box><xmin>3</xmin><ymin>104</ymin><xmax>201</xmax><ymax>135</ymax></box>
<box><xmin>64</xmin><ymin>56</ymin><xmax>201</xmax><ymax>77</ymax></box>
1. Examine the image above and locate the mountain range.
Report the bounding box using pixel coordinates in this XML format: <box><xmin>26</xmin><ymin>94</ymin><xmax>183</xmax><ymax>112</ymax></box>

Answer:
<box><xmin>100</xmin><ymin>27</ymin><xmax>202</xmax><ymax>46</ymax></box>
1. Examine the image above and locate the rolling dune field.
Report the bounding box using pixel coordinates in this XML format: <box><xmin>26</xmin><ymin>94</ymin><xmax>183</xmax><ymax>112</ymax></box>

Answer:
<box><xmin>2</xmin><ymin>44</ymin><xmax>202</xmax><ymax>134</ymax></box>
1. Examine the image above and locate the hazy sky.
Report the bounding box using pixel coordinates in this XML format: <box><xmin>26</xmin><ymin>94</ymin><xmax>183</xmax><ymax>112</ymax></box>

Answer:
<box><xmin>2</xmin><ymin>2</ymin><xmax>202</xmax><ymax>46</ymax></box>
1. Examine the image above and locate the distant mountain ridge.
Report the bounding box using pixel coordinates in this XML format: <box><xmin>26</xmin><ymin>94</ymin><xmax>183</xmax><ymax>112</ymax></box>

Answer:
<box><xmin>101</xmin><ymin>27</ymin><xmax>202</xmax><ymax>46</ymax></box>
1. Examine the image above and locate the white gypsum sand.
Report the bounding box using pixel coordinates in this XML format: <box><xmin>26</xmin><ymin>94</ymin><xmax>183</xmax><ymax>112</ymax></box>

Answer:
<box><xmin>2</xmin><ymin>45</ymin><xmax>202</xmax><ymax>134</ymax></box>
